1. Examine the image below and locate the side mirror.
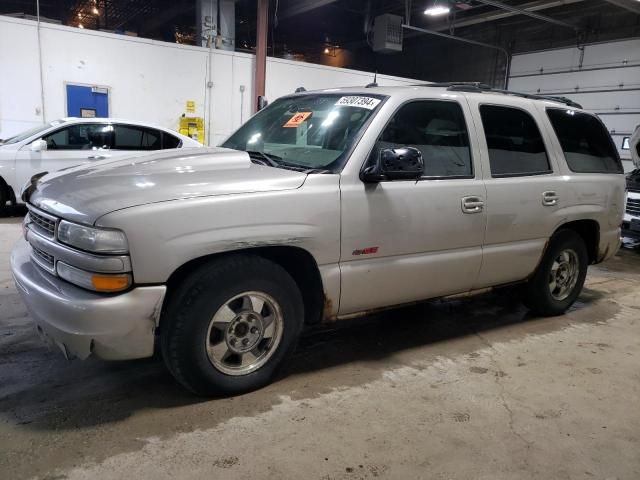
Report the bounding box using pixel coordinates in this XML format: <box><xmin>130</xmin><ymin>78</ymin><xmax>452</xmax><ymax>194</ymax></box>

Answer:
<box><xmin>257</xmin><ymin>96</ymin><xmax>269</xmax><ymax>111</ymax></box>
<box><xmin>361</xmin><ymin>147</ymin><xmax>424</xmax><ymax>183</ymax></box>
<box><xmin>30</xmin><ymin>139</ymin><xmax>47</xmax><ymax>152</ymax></box>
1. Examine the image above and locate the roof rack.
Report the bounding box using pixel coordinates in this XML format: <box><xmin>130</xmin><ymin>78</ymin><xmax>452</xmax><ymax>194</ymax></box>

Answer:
<box><xmin>415</xmin><ymin>82</ymin><xmax>583</xmax><ymax>109</ymax></box>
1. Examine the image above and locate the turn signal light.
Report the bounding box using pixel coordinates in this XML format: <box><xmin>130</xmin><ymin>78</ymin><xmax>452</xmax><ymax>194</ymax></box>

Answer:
<box><xmin>57</xmin><ymin>262</ymin><xmax>132</xmax><ymax>293</ymax></box>
<box><xmin>91</xmin><ymin>274</ymin><xmax>131</xmax><ymax>292</ymax></box>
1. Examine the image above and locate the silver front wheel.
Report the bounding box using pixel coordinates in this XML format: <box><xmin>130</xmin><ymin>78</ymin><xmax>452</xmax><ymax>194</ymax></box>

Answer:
<box><xmin>548</xmin><ymin>248</ymin><xmax>579</xmax><ymax>301</ymax></box>
<box><xmin>205</xmin><ymin>291</ymin><xmax>284</xmax><ymax>376</ymax></box>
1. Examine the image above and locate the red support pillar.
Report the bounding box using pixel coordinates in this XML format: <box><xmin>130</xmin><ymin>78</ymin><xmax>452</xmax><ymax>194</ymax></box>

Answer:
<box><xmin>254</xmin><ymin>0</ymin><xmax>269</xmax><ymax>112</ymax></box>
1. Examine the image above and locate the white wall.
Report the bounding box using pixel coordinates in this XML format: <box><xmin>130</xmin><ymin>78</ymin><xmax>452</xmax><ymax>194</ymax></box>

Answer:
<box><xmin>0</xmin><ymin>16</ymin><xmax>418</xmax><ymax>146</ymax></box>
<box><xmin>509</xmin><ymin>38</ymin><xmax>640</xmax><ymax>171</ymax></box>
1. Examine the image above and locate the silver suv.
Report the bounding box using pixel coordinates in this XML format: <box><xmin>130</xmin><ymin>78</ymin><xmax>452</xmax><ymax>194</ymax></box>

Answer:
<box><xmin>11</xmin><ymin>83</ymin><xmax>625</xmax><ymax>395</ymax></box>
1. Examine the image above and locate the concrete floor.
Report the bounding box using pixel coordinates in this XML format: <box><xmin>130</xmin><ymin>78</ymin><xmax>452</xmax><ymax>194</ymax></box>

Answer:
<box><xmin>1</xmin><ymin>210</ymin><xmax>639</xmax><ymax>480</ymax></box>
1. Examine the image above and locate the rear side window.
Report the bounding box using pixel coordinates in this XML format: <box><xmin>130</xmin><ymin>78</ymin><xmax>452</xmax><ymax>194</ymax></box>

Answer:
<box><xmin>480</xmin><ymin>105</ymin><xmax>551</xmax><ymax>177</ymax></box>
<box><xmin>113</xmin><ymin>125</ymin><xmax>162</xmax><ymax>150</ymax></box>
<box><xmin>375</xmin><ymin>100</ymin><xmax>473</xmax><ymax>178</ymax></box>
<box><xmin>162</xmin><ymin>133</ymin><xmax>182</xmax><ymax>149</ymax></box>
<box><xmin>546</xmin><ymin>109</ymin><xmax>622</xmax><ymax>174</ymax></box>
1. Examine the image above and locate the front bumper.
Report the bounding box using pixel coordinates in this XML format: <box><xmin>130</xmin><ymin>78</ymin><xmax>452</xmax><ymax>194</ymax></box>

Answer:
<box><xmin>11</xmin><ymin>237</ymin><xmax>166</xmax><ymax>360</ymax></box>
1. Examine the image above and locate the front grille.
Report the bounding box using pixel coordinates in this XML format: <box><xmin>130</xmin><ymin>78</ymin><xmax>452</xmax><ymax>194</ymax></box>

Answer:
<box><xmin>628</xmin><ymin>185</ymin><xmax>640</xmax><ymax>194</ymax></box>
<box><xmin>627</xmin><ymin>198</ymin><xmax>640</xmax><ymax>216</ymax></box>
<box><xmin>31</xmin><ymin>244</ymin><xmax>54</xmax><ymax>268</ymax></box>
<box><xmin>28</xmin><ymin>209</ymin><xmax>57</xmax><ymax>238</ymax></box>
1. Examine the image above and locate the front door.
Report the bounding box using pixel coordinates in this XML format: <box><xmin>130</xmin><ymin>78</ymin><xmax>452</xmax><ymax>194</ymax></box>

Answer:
<box><xmin>15</xmin><ymin>123</ymin><xmax>114</xmax><ymax>191</ymax></box>
<box><xmin>338</xmin><ymin>99</ymin><xmax>487</xmax><ymax>315</ymax></box>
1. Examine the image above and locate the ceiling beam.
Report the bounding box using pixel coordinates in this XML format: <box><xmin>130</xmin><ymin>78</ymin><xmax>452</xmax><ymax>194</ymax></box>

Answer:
<box><xmin>428</xmin><ymin>0</ymin><xmax>586</xmax><ymax>32</ymax></box>
<box><xmin>278</xmin><ymin>0</ymin><xmax>339</xmax><ymax>20</ymax></box>
<box><xmin>602</xmin><ymin>0</ymin><xmax>640</xmax><ymax>14</ymax></box>
<box><xmin>471</xmin><ymin>0</ymin><xmax>579</xmax><ymax>30</ymax></box>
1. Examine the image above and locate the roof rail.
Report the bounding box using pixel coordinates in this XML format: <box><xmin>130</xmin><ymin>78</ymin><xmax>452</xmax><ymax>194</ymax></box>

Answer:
<box><xmin>415</xmin><ymin>82</ymin><xmax>582</xmax><ymax>109</ymax></box>
<box><xmin>489</xmin><ymin>88</ymin><xmax>583</xmax><ymax>109</ymax></box>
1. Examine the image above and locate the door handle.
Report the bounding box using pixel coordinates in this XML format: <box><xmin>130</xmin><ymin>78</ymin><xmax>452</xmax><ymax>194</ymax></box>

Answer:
<box><xmin>461</xmin><ymin>196</ymin><xmax>484</xmax><ymax>214</ymax></box>
<box><xmin>88</xmin><ymin>155</ymin><xmax>107</xmax><ymax>160</ymax></box>
<box><xmin>542</xmin><ymin>191</ymin><xmax>559</xmax><ymax>206</ymax></box>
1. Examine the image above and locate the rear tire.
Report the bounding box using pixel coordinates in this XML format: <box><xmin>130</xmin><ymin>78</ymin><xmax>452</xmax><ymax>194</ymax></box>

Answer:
<box><xmin>523</xmin><ymin>230</ymin><xmax>588</xmax><ymax>316</ymax></box>
<box><xmin>161</xmin><ymin>254</ymin><xmax>304</xmax><ymax>396</ymax></box>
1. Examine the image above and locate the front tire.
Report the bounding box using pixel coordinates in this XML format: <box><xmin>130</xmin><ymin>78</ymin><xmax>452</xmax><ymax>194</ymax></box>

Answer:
<box><xmin>161</xmin><ymin>254</ymin><xmax>304</xmax><ymax>396</ymax></box>
<box><xmin>0</xmin><ymin>184</ymin><xmax>7</xmax><ymax>215</ymax></box>
<box><xmin>523</xmin><ymin>230</ymin><xmax>588</xmax><ymax>316</ymax></box>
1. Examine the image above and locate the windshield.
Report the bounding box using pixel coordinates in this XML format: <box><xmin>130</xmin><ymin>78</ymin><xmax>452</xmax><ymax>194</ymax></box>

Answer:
<box><xmin>221</xmin><ymin>93</ymin><xmax>385</xmax><ymax>171</ymax></box>
<box><xmin>1</xmin><ymin>120</ymin><xmax>67</xmax><ymax>145</ymax></box>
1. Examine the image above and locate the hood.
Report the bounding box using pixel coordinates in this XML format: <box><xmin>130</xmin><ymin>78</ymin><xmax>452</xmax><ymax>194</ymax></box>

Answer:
<box><xmin>28</xmin><ymin>147</ymin><xmax>307</xmax><ymax>224</ymax></box>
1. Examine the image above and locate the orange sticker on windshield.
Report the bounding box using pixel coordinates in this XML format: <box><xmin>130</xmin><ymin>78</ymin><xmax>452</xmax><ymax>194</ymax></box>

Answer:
<box><xmin>283</xmin><ymin>112</ymin><xmax>312</xmax><ymax>128</ymax></box>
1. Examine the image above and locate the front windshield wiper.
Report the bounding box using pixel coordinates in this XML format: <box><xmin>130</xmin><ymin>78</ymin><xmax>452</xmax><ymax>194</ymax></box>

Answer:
<box><xmin>247</xmin><ymin>150</ymin><xmax>282</xmax><ymax>168</ymax></box>
<box><xmin>247</xmin><ymin>150</ymin><xmax>331</xmax><ymax>174</ymax></box>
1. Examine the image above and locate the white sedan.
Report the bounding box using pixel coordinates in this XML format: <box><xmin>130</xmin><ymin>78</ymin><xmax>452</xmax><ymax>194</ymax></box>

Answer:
<box><xmin>0</xmin><ymin>118</ymin><xmax>202</xmax><ymax>211</ymax></box>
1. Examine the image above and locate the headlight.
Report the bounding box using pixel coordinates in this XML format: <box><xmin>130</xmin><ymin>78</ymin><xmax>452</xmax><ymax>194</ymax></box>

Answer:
<box><xmin>57</xmin><ymin>262</ymin><xmax>131</xmax><ymax>293</ymax></box>
<box><xmin>57</xmin><ymin>220</ymin><xmax>129</xmax><ymax>254</ymax></box>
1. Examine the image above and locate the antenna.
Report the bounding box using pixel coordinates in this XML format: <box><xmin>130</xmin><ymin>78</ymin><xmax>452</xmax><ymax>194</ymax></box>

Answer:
<box><xmin>366</xmin><ymin>71</ymin><xmax>378</xmax><ymax>88</ymax></box>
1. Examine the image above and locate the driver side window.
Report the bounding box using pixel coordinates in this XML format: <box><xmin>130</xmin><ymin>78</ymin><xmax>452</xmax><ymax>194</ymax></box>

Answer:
<box><xmin>42</xmin><ymin>124</ymin><xmax>112</xmax><ymax>150</ymax></box>
<box><xmin>374</xmin><ymin>100</ymin><xmax>473</xmax><ymax>178</ymax></box>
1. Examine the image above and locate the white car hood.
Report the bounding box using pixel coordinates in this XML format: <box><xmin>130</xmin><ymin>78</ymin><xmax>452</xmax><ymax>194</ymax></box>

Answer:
<box><xmin>28</xmin><ymin>147</ymin><xmax>308</xmax><ymax>224</ymax></box>
<box><xmin>631</xmin><ymin>126</ymin><xmax>640</xmax><ymax>169</ymax></box>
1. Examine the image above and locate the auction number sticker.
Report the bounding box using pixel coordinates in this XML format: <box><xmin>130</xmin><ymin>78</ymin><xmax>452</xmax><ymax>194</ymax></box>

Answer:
<box><xmin>283</xmin><ymin>112</ymin><xmax>312</xmax><ymax>128</ymax></box>
<box><xmin>335</xmin><ymin>96</ymin><xmax>381</xmax><ymax>110</ymax></box>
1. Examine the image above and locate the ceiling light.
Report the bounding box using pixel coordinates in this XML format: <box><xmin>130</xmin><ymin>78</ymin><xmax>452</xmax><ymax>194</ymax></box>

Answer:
<box><xmin>78</xmin><ymin>23</ymin><xmax>84</xmax><ymax>28</ymax></box>
<box><xmin>92</xmin><ymin>7</ymin><xmax>99</xmax><ymax>14</ymax></box>
<box><xmin>424</xmin><ymin>5</ymin><xmax>450</xmax><ymax>16</ymax></box>
<box><xmin>324</xmin><ymin>47</ymin><xmax>330</xmax><ymax>54</ymax></box>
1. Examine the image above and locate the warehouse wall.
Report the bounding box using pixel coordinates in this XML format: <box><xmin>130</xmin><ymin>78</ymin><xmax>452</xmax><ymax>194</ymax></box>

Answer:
<box><xmin>508</xmin><ymin>38</ymin><xmax>640</xmax><ymax>172</ymax></box>
<box><xmin>0</xmin><ymin>16</ymin><xmax>417</xmax><ymax>145</ymax></box>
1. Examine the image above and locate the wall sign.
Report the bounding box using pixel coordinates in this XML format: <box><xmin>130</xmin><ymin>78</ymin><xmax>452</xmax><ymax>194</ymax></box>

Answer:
<box><xmin>80</xmin><ymin>108</ymin><xmax>96</xmax><ymax>118</ymax></box>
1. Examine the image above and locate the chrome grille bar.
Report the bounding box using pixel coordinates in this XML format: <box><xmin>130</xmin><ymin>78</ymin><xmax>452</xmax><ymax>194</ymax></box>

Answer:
<box><xmin>26</xmin><ymin>206</ymin><xmax>58</xmax><ymax>238</ymax></box>
<box><xmin>626</xmin><ymin>198</ymin><xmax>640</xmax><ymax>216</ymax></box>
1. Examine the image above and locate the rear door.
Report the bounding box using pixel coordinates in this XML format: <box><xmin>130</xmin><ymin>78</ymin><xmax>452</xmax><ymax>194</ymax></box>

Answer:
<box><xmin>111</xmin><ymin>124</ymin><xmax>182</xmax><ymax>152</ymax></box>
<box><xmin>466</xmin><ymin>96</ymin><xmax>566</xmax><ymax>288</ymax></box>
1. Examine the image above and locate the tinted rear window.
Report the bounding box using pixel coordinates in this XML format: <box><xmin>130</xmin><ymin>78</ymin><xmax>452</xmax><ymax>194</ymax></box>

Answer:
<box><xmin>163</xmin><ymin>133</ymin><xmax>182</xmax><ymax>149</ymax></box>
<box><xmin>546</xmin><ymin>109</ymin><xmax>622</xmax><ymax>174</ymax></box>
<box><xmin>480</xmin><ymin>105</ymin><xmax>551</xmax><ymax>177</ymax></box>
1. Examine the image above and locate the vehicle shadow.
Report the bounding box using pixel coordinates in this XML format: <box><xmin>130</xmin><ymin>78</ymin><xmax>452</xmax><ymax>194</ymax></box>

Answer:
<box><xmin>0</xmin><ymin>284</ymin><xmax>614</xmax><ymax>433</ymax></box>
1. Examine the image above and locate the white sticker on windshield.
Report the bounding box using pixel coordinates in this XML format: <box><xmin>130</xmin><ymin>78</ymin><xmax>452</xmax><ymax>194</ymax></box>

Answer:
<box><xmin>335</xmin><ymin>96</ymin><xmax>381</xmax><ymax>110</ymax></box>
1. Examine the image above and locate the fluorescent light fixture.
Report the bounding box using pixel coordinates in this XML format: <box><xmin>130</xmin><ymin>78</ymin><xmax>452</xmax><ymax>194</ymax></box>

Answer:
<box><xmin>424</xmin><ymin>5</ymin><xmax>450</xmax><ymax>15</ymax></box>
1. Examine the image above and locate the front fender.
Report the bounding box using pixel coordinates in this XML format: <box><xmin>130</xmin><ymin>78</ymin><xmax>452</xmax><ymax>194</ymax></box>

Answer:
<box><xmin>96</xmin><ymin>176</ymin><xmax>341</xmax><ymax>285</ymax></box>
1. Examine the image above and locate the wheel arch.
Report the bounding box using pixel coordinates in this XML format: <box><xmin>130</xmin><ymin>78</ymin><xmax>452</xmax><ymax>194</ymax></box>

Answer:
<box><xmin>164</xmin><ymin>246</ymin><xmax>326</xmax><ymax>327</ymax></box>
<box><xmin>553</xmin><ymin>219</ymin><xmax>600</xmax><ymax>264</ymax></box>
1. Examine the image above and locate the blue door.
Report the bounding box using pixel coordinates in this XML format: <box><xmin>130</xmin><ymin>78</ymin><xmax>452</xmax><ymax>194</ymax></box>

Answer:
<box><xmin>66</xmin><ymin>84</ymin><xmax>109</xmax><ymax>118</ymax></box>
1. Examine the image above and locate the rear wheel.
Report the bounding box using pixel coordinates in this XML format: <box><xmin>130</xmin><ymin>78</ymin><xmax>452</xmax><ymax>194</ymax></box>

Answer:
<box><xmin>161</xmin><ymin>254</ymin><xmax>304</xmax><ymax>396</ymax></box>
<box><xmin>523</xmin><ymin>230</ymin><xmax>588</xmax><ymax>316</ymax></box>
